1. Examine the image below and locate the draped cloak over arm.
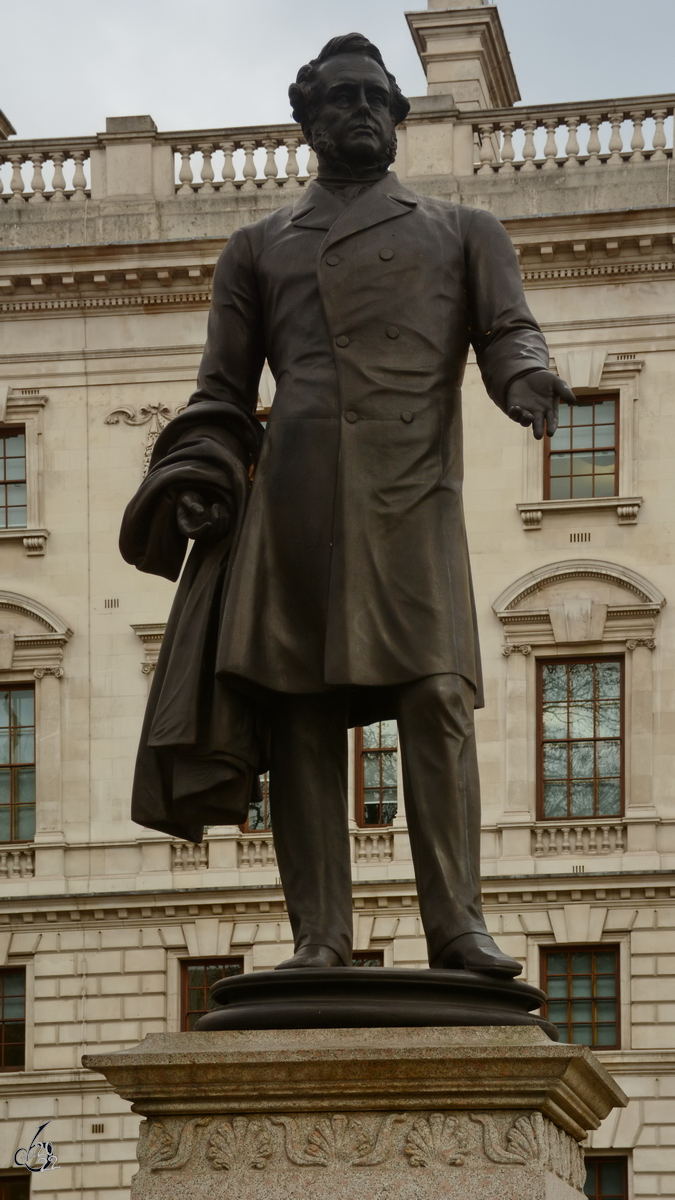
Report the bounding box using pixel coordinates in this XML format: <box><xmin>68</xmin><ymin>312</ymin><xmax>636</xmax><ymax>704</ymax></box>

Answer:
<box><xmin>119</xmin><ymin>229</ymin><xmax>266</xmax><ymax>843</ymax></box>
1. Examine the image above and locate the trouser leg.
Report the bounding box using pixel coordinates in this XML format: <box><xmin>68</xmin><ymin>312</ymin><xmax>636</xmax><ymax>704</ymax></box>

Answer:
<box><xmin>395</xmin><ymin>672</ymin><xmax>488</xmax><ymax>964</ymax></box>
<box><xmin>269</xmin><ymin>690</ymin><xmax>353</xmax><ymax>965</ymax></box>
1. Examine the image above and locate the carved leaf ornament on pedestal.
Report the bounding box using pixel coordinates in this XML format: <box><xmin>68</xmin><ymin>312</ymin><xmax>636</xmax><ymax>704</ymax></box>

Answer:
<box><xmin>136</xmin><ymin>1109</ymin><xmax>585</xmax><ymax>1189</ymax></box>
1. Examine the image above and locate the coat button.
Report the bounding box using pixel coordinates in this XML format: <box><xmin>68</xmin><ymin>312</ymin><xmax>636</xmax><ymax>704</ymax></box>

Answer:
<box><xmin>401</xmin><ymin>411</ymin><xmax>413</xmax><ymax>423</ymax></box>
<box><xmin>379</xmin><ymin>248</ymin><xmax>394</xmax><ymax>260</ymax></box>
<box><xmin>386</xmin><ymin>326</ymin><xmax>400</xmax><ymax>339</ymax></box>
<box><xmin>345</xmin><ymin>411</ymin><xmax>357</xmax><ymax>423</ymax></box>
<box><xmin>326</xmin><ymin>254</ymin><xmax>341</xmax><ymax>266</ymax></box>
<box><xmin>335</xmin><ymin>335</ymin><xmax>350</xmax><ymax>347</ymax></box>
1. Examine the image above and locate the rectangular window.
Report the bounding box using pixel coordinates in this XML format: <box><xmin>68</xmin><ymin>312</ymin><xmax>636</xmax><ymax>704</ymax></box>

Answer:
<box><xmin>0</xmin><ymin>428</ymin><xmax>27</xmax><ymax>529</ymax></box>
<box><xmin>243</xmin><ymin>772</ymin><xmax>271</xmax><ymax>832</ymax></box>
<box><xmin>0</xmin><ymin>968</ymin><xmax>26</xmax><ymax>1071</ymax></box>
<box><xmin>542</xmin><ymin>946</ymin><xmax>619</xmax><ymax>1048</ymax></box>
<box><xmin>352</xmin><ymin>950</ymin><xmax>384</xmax><ymax>967</ymax></box>
<box><xmin>0</xmin><ymin>686</ymin><xmax>36</xmax><ymax>843</ymax></box>
<box><xmin>538</xmin><ymin>659</ymin><xmax>623</xmax><ymax>821</ymax></box>
<box><xmin>584</xmin><ymin>1157</ymin><xmax>627</xmax><ymax>1199</ymax></box>
<box><xmin>0</xmin><ymin>1175</ymin><xmax>31</xmax><ymax>1199</ymax></box>
<box><xmin>545</xmin><ymin>396</ymin><xmax>618</xmax><ymax>500</ymax></box>
<box><xmin>355</xmin><ymin>721</ymin><xmax>398</xmax><ymax>827</ymax></box>
<box><xmin>181</xmin><ymin>958</ymin><xmax>244</xmax><ymax>1031</ymax></box>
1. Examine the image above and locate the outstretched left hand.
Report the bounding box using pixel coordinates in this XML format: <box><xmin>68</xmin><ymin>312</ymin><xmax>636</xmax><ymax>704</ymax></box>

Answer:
<box><xmin>505</xmin><ymin>369</ymin><xmax>576</xmax><ymax>440</ymax></box>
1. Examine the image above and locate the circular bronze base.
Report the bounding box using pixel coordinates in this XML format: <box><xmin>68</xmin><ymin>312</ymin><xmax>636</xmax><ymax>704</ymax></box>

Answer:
<box><xmin>194</xmin><ymin>967</ymin><xmax>558</xmax><ymax>1040</ymax></box>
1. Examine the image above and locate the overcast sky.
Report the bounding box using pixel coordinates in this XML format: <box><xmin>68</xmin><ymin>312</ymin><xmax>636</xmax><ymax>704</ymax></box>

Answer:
<box><xmin>1</xmin><ymin>0</ymin><xmax>673</xmax><ymax>139</ymax></box>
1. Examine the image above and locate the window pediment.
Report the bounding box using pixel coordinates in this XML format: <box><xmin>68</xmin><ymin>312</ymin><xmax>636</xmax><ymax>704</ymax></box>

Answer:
<box><xmin>493</xmin><ymin>559</ymin><xmax>664</xmax><ymax>648</ymax></box>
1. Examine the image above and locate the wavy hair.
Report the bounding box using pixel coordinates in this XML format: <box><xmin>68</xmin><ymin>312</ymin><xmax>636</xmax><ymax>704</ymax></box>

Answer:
<box><xmin>289</xmin><ymin>33</ymin><xmax>410</xmax><ymax>144</ymax></box>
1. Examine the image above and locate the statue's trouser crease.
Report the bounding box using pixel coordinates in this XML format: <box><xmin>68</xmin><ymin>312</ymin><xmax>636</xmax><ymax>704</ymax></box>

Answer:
<box><xmin>269</xmin><ymin>673</ymin><xmax>488</xmax><ymax>966</ymax></box>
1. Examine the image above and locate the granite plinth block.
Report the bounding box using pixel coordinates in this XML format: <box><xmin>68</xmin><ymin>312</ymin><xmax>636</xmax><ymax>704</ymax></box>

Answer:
<box><xmin>84</xmin><ymin>1025</ymin><xmax>627</xmax><ymax>1200</ymax></box>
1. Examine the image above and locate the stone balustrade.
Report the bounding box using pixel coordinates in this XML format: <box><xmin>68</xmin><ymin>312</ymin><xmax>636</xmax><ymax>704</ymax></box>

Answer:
<box><xmin>2</xmin><ymin>93</ymin><xmax>673</xmax><ymax>205</ymax></box>
<box><xmin>532</xmin><ymin>821</ymin><xmax>626</xmax><ymax>858</ymax></box>
<box><xmin>355</xmin><ymin>831</ymin><xmax>394</xmax><ymax>864</ymax></box>
<box><xmin>0</xmin><ymin>846</ymin><xmax>35</xmax><ymax>877</ymax></box>
<box><xmin>171</xmin><ymin>841</ymin><xmax>209</xmax><ymax>871</ymax></box>
<box><xmin>164</xmin><ymin>127</ymin><xmax>317</xmax><ymax>194</ymax></box>
<box><xmin>469</xmin><ymin>94</ymin><xmax>675</xmax><ymax>175</ymax></box>
<box><xmin>0</xmin><ymin>125</ymin><xmax>317</xmax><ymax>202</ymax></box>
<box><xmin>237</xmin><ymin>835</ymin><xmax>277</xmax><ymax>869</ymax></box>
<box><xmin>0</xmin><ymin>137</ymin><xmax>95</xmax><ymax>202</ymax></box>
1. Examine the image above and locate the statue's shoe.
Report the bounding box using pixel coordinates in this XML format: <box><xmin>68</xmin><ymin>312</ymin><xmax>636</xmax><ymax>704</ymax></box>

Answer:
<box><xmin>432</xmin><ymin>932</ymin><xmax>523</xmax><ymax>977</ymax></box>
<box><xmin>275</xmin><ymin>944</ymin><xmax>346</xmax><ymax>969</ymax></box>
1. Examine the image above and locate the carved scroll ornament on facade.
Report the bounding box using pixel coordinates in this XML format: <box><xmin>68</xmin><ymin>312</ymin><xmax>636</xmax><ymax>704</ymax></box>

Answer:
<box><xmin>104</xmin><ymin>403</ymin><xmax>176</xmax><ymax>476</ymax></box>
<box><xmin>135</xmin><ymin>1110</ymin><xmax>585</xmax><ymax>1190</ymax></box>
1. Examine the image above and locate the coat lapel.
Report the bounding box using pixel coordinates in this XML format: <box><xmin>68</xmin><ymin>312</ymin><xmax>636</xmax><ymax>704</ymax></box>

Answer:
<box><xmin>290</xmin><ymin>181</ymin><xmax>346</xmax><ymax>230</ymax></box>
<box><xmin>290</xmin><ymin>173</ymin><xmax>417</xmax><ymax>245</ymax></box>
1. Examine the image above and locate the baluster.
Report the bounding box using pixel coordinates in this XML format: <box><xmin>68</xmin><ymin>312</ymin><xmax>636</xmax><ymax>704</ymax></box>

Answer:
<box><xmin>521</xmin><ymin>120</ymin><xmax>537</xmax><ymax>173</ymax></box>
<box><xmin>240</xmin><ymin>140</ymin><xmax>258</xmax><ymax>193</ymax></box>
<box><xmin>253</xmin><ymin>840</ymin><xmax>262</xmax><ymax>866</ymax></box>
<box><xmin>575</xmin><ymin>826</ymin><xmax>585</xmax><ymax>854</ymax></box>
<box><xmin>70</xmin><ymin>150</ymin><xmax>88</xmax><ymax>201</ymax></box>
<box><xmin>8</xmin><ymin>153</ymin><xmax>26</xmax><ymax>204</ymax></box>
<box><xmin>0</xmin><ymin>850</ymin><xmax>6</xmax><ymax>876</ymax></box>
<box><xmin>564</xmin><ymin>117</ymin><xmax>580</xmax><ymax>169</ymax></box>
<box><xmin>498</xmin><ymin>122</ymin><xmax>515</xmax><ymax>173</ymax></box>
<box><xmin>607</xmin><ymin>112</ymin><xmax>624</xmax><ymax>168</ymax></box>
<box><xmin>307</xmin><ymin>146</ymin><xmax>318</xmax><ymax>178</ymax></box>
<box><xmin>561</xmin><ymin>826</ymin><xmax>571</xmax><ymax>854</ymax></box>
<box><xmin>50</xmin><ymin>151</ymin><xmax>67</xmax><ymax>202</ymax></box>
<box><xmin>651</xmin><ymin>109</ymin><xmax>668</xmax><ymax>161</ymax></box>
<box><xmin>601</xmin><ymin>826</ymin><xmax>611</xmax><ymax>853</ymax></box>
<box><xmin>26</xmin><ymin>851</ymin><xmax>34</xmax><ymax>877</ymax></box>
<box><xmin>542</xmin><ymin>119</ymin><xmax>559</xmax><ymax>171</ymax></box>
<box><xmin>615</xmin><ymin>825</ymin><xmax>625</xmax><ymax>852</ymax></box>
<box><xmin>217</xmin><ymin>139</ymin><xmax>236</xmax><ymax>193</ymax></box>
<box><xmin>585</xmin><ymin>115</ymin><xmax>602</xmax><ymax>167</ymax></box>
<box><xmin>261</xmin><ymin>138</ymin><xmax>279</xmax><ymax>190</ymax></box>
<box><xmin>28</xmin><ymin>153</ymin><xmax>46</xmax><ymax>203</ymax></box>
<box><xmin>199</xmin><ymin>143</ymin><xmax>215</xmax><ymax>193</ymax></box>
<box><xmin>185</xmin><ymin>843</ymin><xmax>195</xmax><ymax>870</ymax></box>
<box><xmin>534</xmin><ymin>828</ymin><xmax>544</xmax><ymax>856</ymax></box>
<box><xmin>283</xmin><ymin>137</ymin><xmax>300</xmax><ymax>189</ymax></box>
<box><xmin>356</xmin><ymin>836</ymin><xmax>366</xmax><ymax>863</ymax></box>
<box><xmin>176</xmin><ymin>144</ymin><xmax>195</xmax><ymax>195</ymax></box>
<box><xmin>629</xmin><ymin>111</ymin><xmax>645</xmax><ymax>163</ymax></box>
<box><xmin>197</xmin><ymin>845</ymin><xmax>208</xmax><ymax>869</ymax></box>
<box><xmin>384</xmin><ymin>834</ymin><xmax>392</xmax><ymax>862</ymax></box>
<box><xmin>477</xmin><ymin>123</ymin><xmax>495</xmax><ymax>175</ymax></box>
<box><xmin>588</xmin><ymin>826</ymin><xmax>597</xmax><ymax>854</ymax></box>
<box><xmin>10</xmin><ymin>851</ymin><xmax>20</xmax><ymax>877</ymax></box>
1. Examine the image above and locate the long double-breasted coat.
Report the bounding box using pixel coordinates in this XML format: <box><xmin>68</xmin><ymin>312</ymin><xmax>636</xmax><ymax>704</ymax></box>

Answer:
<box><xmin>121</xmin><ymin>171</ymin><xmax>550</xmax><ymax>840</ymax></box>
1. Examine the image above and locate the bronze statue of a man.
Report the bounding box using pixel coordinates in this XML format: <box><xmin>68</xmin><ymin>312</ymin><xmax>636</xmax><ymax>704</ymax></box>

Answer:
<box><xmin>121</xmin><ymin>35</ymin><xmax>573</xmax><ymax>976</ymax></box>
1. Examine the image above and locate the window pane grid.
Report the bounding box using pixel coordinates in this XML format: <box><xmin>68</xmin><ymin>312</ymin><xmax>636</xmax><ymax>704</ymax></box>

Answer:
<box><xmin>357</xmin><ymin>721</ymin><xmax>398</xmax><ymax>827</ymax></box>
<box><xmin>245</xmin><ymin>772</ymin><xmax>271</xmax><ymax>831</ymax></box>
<box><xmin>546</xmin><ymin>398</ymin><xmax>618</xmax><ymax>500</ymax></box>
<box><xmin>0</xmin><ymin>968</ymin><xmax>26</xmax><ymax>1071</ymax></box>
<box><xmin>0</xmin><ymin>429</ymin><xmax>27</xmax><ymax>530</ymax></box>
<box><xmin>352</xmin><ymin>951</ymin><xmax>384</xmax><ymax>968</ymax></box>
<box><xmin>584</xmin><ymin>1157</ymin><xmax>627</xmax><ymax>1199</ymax></box>
<box><xmin>539</xmin><ymin>661</ymin><xmax>622</xmax><ymax>820</ymax></box>
<box><xmin>181</xmin><ymin>958</ymin><xmax>244</xmax><ymax>1030</ymax></box>
<box><xmin>0</xmin><ymin>1175</ymin><xmax>31</xmax><ymax>1199</ymax></box>
<box><xmin>0</xmin><ymin>686</ymin><xmax>36</xmax><ymax>843</ymax></box>
<box><xmin>543</xmin><ymin>948</ymin><xmax>618</xmax><ymax>1049</ymax></box>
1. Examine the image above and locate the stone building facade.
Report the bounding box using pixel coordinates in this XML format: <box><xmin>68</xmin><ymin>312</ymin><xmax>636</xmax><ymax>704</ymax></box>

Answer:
<box><xmin>0</xmin><ymin>2</ymin><xmax>674</xmax><ymax>1196</ymax></box>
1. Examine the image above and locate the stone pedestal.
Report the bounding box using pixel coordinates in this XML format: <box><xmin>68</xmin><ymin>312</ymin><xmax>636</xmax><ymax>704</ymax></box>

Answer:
<box><xmin>84</xmin><ymin>1025</ymin><xmax>626</xmax><ymax>1200</ymax></box>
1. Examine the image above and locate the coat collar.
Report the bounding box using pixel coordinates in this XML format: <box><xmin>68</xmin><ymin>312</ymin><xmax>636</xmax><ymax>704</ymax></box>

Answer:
<box><xmin>290</xmin><ymin>172</ymin><xmax>417</xmax><ymax>247</ymax></box>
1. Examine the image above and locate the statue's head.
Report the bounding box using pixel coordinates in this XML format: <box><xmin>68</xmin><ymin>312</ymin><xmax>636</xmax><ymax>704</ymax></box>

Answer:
<box><xmin>289</xmin><ymin>33</ymin><xmax>410</xmax><ymax>175</ymax></box>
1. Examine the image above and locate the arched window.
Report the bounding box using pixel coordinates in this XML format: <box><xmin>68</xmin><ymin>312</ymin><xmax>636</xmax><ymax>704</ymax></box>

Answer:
<box><xmin>355</xmin><ymin>721</ymin><xmax>398</xmax><ymax>827</ymax></box>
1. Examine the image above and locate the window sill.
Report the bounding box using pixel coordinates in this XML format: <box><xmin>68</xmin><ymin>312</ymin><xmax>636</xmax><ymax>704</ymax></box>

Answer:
<box><xmin>0</xmin><ymin>527</ymin><xmax>49</xmax><ymax>555</ymax></box>
<box><xmin>517</xmin><ymin>497</ymin><xmax>642</xmax><ymax>530</ymax></box>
